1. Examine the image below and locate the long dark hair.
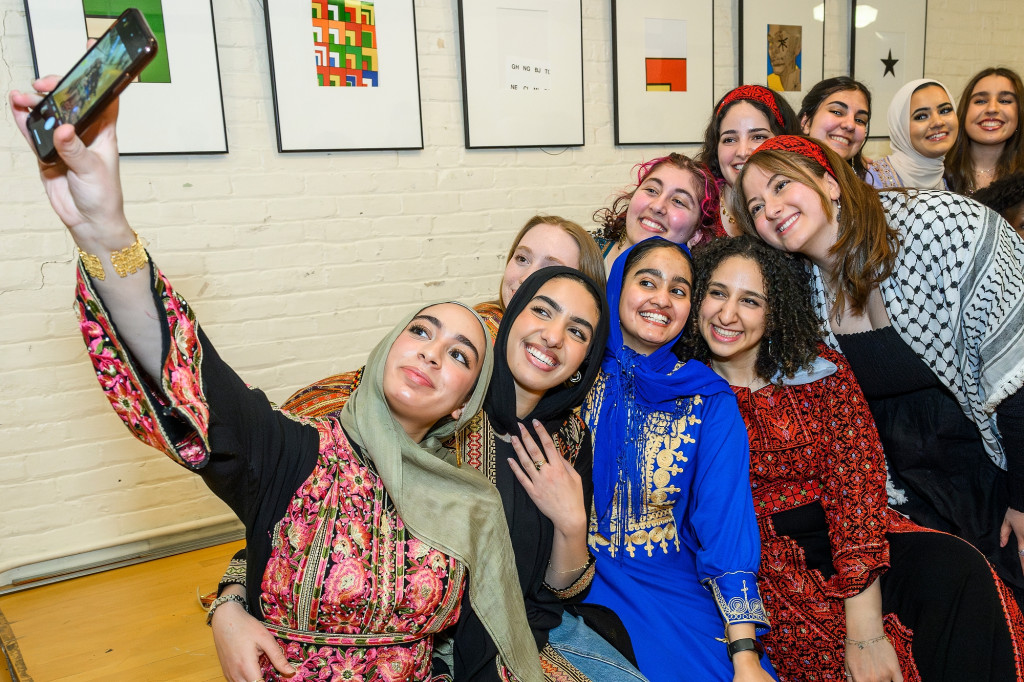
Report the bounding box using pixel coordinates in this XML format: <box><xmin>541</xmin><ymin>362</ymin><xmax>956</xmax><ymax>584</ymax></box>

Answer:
<box><xmin>945</xmin><ymin>67</ymin><xmax>1024</xmax><ymax>194</ymax></box>
<box><xmin>798</xmin><ymin>77</ymin><xmax>873</xmax><ymax>179</ymax></box>
<box><xmin>696</xmin><ymin>86</ymin><xmax>800</xmax><ymax>182</ymax></box>
<box><xmin>684</xmin><ymin>236</ymin><xmax>821</xmax><ymax>383</ymax></box>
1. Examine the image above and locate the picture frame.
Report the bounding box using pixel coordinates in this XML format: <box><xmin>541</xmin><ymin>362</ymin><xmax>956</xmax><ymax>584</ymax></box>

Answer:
<box><xmin>851</xmin><ymin>0</ymin><xmax>928</xmax><ymax>139</ymax></box>
<box><xmin>457</xmin><ymin>0</ymin><xmax>584</xmax><ymax>149</ymax></box>
<box><xmin>611</xmin><ymin>0</ymin><xmax>714</xmax><ymax>145</ymax></box>
<box><xmin>738</xmin><ymin>0</ymin><xmax>825</xmax><ymax>114</ymax></box>
<box><xmin>264</xmin><ymin>0</ymin><xmax>423</xmax><ymax>152</ymax></box>
<box><xmin>24</xmin><ymin>0</ymin><xmax>228</xmax><ymax>155</ymax></box>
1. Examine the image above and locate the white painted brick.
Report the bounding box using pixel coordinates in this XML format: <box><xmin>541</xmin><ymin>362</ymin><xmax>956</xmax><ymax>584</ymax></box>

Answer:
<box><xmin>2</xmin><ymin>0</ymin><xmax>1024</xmax><ymax>576</ymax></box>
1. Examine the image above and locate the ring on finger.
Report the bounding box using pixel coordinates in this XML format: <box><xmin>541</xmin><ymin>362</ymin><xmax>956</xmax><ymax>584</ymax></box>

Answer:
<box><xmin>1018</xmin><ymin>548</ymin><xmax>1024</xmax><ymax>557</ymax></box>
<box><xmin>533</xmin><ymin>459</ymin><xmax>545</xmax><ymax>470</ymax></box>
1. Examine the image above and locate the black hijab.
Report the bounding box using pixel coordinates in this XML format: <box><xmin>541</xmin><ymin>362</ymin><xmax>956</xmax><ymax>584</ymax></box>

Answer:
<box><xmin>484</xmin><ymin>266</ymin><xmax>609</xmax><ymax>437</ymax></box>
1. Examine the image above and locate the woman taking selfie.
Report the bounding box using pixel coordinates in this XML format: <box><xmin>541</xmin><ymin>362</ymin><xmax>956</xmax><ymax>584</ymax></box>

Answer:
<box><xmin>866</xmin><ymin>79</ymin><xmax>958</xmax><ymax>190</ymax></box>
<box><xmin>687</xmin><ymin>235</ymin><xmax>1024</xmax><ymax>681</ymax></box>
<box><xmin>10</xmin><ymin>80</ymin><xmax>547</xmax><ymax>681</ymax></box>
<box><xmin>582</xmin><ymin>237</ymin><xmax>775</xmax><ymax>681</ymax></box>
<box><xmin>733</xmin><ymin>134</ymin><xmax>1024</xmax><ymax>604</ymax></box>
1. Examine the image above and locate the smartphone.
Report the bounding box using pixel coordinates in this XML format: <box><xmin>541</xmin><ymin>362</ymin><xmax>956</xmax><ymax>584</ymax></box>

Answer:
<box><xmin>26</xmin><ymin>8</ymin><xmax>158</xmax><ymax>163</ymax></box>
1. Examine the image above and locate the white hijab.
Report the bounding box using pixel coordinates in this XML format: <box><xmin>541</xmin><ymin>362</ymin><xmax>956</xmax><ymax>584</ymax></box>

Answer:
<box><xmin>886</xmin><ymin>78</ymin><xmax>957</xmax><ymax>190</ymax></box>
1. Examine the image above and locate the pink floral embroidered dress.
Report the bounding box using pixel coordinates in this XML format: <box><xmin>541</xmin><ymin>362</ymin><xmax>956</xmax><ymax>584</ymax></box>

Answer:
<box><xmin>75</xmin><ymin>264</ymin><xmax>466</xmax><ymax>681</ymax></box>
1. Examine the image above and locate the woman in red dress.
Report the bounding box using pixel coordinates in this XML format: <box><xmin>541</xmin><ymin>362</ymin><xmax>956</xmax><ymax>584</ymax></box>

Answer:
<box><xmin>684</xmin><ymin>235</ymin><xmax>1024</xmax><ymax>681</ymax></box>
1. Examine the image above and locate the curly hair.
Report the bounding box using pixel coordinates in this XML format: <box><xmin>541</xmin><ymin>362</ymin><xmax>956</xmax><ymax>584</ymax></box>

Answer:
<box><xmin>695</xmin><ymin>87</ymin><xmax>800</xmax><ymax>183</ymax></box>
<box><xmin>681</xmin><ymin>236</ymin><xmax>822</xmax><ymax>383</ymax></box>
<box><xmin>945</xmin><ymin>67</ymin><xmax>1024</xmax><ymax>194</ymax></box>
<box><xmin>593</xmin><ymin>153</ymin><xmax>720</xmax><ymax>248</ymax></box>
<box><xmin>797</xmin><ymin>77</ymin><xmax>873</xmax><ymax>179</ymax></box>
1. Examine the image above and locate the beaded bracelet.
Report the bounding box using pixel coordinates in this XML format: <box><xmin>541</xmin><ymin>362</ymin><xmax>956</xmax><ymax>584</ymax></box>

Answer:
<box><xmin>206</xmin><ymin>593</ymin><xmax>247</xmax><ymax>626</ymax></box>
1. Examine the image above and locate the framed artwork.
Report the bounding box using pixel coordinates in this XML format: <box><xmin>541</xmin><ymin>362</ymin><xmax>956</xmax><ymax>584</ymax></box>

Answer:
<box><xmin>738</xmin><ymin>0</ymin><xmax>825</xmax><ymax>113</ymax></box>
<box><xmin>458</xmin><ymin>0</ymin><xmax>584</xmax><ymax>149</ymax></box>
<box><xmin>851</xmin><ymin>0</ymin><xmax>928</xmax><ymax>139</ymax></box>
<box><xmin>265</xmin><ymin>0</ymin><xmax>423</xmax><ymax>152</ymax></box>
<box><xmin>24</xmin><ymin>0</ymin><xmax>228</xmax><ymax>155</ymax></box>
<box><xmin>611</xmin><ymin>0</ymin><xmax>714</xmax><ymax>145</ymax></box>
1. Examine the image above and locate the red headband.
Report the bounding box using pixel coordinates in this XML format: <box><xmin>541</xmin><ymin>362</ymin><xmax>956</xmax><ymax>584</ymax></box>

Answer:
<box><xmin>751</xmin><ymin>135</ymin><xmax>837</xmax><ymax>179</ymax></box>
<box><xmin>716</xmin><ymin>85</ymin><xmax>785</xmax><ymax>127</ymax></box>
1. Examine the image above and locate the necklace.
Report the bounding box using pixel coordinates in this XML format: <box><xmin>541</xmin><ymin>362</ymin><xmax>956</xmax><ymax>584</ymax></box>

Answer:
<box><xmin>975</xmin><ymin>166</ymin><xmax>996</xmax><ymax>175</ymax></box>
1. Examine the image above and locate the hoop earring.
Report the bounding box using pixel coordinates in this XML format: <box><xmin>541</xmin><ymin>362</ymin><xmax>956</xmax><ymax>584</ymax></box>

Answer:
<box><xmin>568</xmin><ymin>371</ymin><xmax>582</xmax><ymax>384</ymax></box>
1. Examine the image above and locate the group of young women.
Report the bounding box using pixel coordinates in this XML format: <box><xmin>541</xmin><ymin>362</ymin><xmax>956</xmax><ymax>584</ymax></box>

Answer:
<box><xmin>10</xmin><ymin>58</ymin><xmax>1024</xmax><ymax>682</ymax></box>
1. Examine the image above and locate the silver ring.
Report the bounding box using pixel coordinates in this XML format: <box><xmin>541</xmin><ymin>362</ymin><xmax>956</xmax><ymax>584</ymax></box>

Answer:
<box><xmin>1018</xmin><ymin>549</ymin><xmax>1024</xmax><ymax>557</ymax></box>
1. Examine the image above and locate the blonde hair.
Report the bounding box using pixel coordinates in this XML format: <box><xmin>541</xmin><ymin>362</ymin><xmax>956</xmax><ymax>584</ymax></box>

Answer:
<box><xmin>496</xmin><ymin>215</ymin><xmax>606</xmax><ymax>311</ymax></box>
<box><xmin>733</xmin><ymin>136</ymin><xmax>901</xmax><ymax>316</ymax></box>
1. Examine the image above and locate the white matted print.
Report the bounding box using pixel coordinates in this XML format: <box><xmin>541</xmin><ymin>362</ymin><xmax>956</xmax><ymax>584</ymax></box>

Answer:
<box><xmin>458</xmin><ymin>0</ymin><xmax>584</xmax><ymax>149</ymax></box>
<box><xmin>612</xmin><ymin>0</ymin><xmax>713</xmax><ymax>145</ymax></box>
<box><xmin>266</xmin><ymin>0</ymin><xmax>423</xmax><ymax>152</ymax></box>
<box><xmin>852</xmin><ymin>0</ymin><xmax>928</xmax><ymax>139</ymax></box>
<box><xmin>24</xmin><ymin>0</ymin><xmax>227</xmax><ymax>155</ymax></box>
<box><xmin>739</xmin><ymin>0</ymin><xmax>825</xmax><ymax>114</ymax></box>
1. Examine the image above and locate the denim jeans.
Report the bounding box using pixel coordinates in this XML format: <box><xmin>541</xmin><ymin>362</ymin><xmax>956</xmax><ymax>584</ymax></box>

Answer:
<box><xmin>547</xmin><ymin>611</ymin><xmax>650</xmax><ymax>681</ymax></box>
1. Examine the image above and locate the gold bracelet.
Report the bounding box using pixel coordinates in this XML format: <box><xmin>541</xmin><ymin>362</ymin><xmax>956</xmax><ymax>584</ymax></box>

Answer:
<box><xmin>845</xmin><ymin>634</ymin><xmax>888</xmax><ymax>649</ymax></box>
<box><xmin>547</xmin><ymin>554</ymin><xmax>593</xmax><ymax>575</ymax></box>
<box><xmin>78</xmin><ymin>231</ymin><xmax>147</xmax><ymax>280</ymax></box>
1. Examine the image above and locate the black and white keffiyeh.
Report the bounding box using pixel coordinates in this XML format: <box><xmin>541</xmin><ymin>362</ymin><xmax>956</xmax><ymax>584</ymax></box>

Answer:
<box><xmin>813</xmin><ymin>190</ymin><xmax>1024</xmax><ymax>469</ymax></box>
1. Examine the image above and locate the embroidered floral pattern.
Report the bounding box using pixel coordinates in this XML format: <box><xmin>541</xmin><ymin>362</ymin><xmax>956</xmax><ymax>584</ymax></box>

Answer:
<box><xmin>259</xmin><ymin>418</ymin><xmax>465</xmax><ymax>680</ymax></box>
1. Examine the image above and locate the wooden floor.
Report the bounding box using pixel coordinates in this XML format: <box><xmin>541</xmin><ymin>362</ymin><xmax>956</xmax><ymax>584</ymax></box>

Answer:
<box><xmin>0</xmin><ymin>540</ymin><xmax>243</xmax><ymax>682</ymax></box>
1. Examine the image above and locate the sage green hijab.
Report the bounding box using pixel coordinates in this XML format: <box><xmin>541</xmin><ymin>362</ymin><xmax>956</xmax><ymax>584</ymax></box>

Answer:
<box><xmin>339</xmin><ymin>302</ymin><xmax>542</xmax><ymax>682</ymax></box>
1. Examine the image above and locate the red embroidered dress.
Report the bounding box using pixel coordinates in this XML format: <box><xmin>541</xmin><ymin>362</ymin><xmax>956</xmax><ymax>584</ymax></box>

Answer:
<box><xmin>734</xmin><ymin>346</ymin><xmax>1024</xmax><ymax>681</ymax></box>
<box><xmin>75</xmin><ymin>264</ymin><xmax>465</xmax><ymax>681</ymax></box>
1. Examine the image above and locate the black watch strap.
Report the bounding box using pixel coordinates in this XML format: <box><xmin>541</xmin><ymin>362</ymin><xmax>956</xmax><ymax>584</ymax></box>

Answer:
<box><xmin>727</xmin><ymin>637</ymin><xmax>764</xmax><ymax>660</ymax></box>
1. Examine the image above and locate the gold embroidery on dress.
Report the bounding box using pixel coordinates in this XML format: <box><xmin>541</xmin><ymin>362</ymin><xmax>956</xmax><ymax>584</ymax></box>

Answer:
<box><xmin>585</xmin><ymin>369</ymin><xmax>704</xmax><ymax>559</ymax></box>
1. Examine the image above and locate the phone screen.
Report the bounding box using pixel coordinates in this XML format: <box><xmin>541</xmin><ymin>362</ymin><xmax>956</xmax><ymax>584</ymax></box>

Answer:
<box><xmin>28</xmin><ymin>12</ymin><xmax>154</xmax><ymax>158</ymax></box>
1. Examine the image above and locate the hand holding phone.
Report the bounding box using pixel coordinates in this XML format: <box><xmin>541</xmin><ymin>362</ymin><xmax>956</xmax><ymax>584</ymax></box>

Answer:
<box><xmin>26</xmin><ymin>8</ymin><xmax>157</xmax><ymax>163</ymax></box>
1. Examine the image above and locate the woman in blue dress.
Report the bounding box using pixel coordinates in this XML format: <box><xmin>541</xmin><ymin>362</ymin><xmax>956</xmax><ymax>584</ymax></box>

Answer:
<box><xmin>581</xmin><ymin>236</ymin><xmax>776</xmax><ymax>681</ymax></box>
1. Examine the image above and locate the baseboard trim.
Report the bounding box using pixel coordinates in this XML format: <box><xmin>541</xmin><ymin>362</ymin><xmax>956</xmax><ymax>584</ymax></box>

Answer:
<box><xmin>0</xmin><ymin>519</ymin><xmax>244</xmax><ymax>596</ymax></box>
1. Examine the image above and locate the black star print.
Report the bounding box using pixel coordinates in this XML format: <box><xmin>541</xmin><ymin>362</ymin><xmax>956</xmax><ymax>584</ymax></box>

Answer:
<box><xmin>881</xmin><ymin>49</ymin><xmax>899</xmax><ymax>78</ymax></box>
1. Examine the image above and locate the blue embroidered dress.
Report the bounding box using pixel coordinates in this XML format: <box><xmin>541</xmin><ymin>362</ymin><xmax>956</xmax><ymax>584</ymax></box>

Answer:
<box><xmin>581</xmin><ymin>238</ymin><xmax>773</xmax><ymax>680</ymax></box>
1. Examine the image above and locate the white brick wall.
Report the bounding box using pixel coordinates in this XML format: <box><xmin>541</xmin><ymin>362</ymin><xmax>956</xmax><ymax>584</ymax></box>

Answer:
<box><xmin>1</xmin><ymin>0</ymin><xmax>1022</xmax><ymax>581</ymax></box>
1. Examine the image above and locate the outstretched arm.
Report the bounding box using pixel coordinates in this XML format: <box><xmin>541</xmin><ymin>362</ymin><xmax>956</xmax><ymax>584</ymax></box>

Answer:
<box><xmin>11</xmin><ymin>79</ymin><xmax>162</xmax><ymax>378</ymax></box>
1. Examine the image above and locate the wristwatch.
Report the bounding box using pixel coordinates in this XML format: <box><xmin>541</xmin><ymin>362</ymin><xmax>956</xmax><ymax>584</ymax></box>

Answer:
<box><xmin>727</xmin><ymin>637</ymin><xmax>765</xmax><ymax>660</ymax></box>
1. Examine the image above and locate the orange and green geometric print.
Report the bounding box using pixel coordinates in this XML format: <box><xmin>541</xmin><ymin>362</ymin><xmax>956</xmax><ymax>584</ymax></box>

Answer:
<box><xmin>312</xmin><ymin>0</ymin><xmax>379</xmax><ymax>87</ymax></box>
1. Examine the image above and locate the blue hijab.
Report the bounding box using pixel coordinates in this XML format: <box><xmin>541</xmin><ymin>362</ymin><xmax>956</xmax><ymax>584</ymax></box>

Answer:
<box><xmin>592</xmin><ymin>237</ymin><xmax>734</xmax><ymax>537</ymax></box>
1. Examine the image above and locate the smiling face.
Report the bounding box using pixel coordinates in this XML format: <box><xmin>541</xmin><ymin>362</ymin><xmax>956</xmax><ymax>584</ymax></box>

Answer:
<box><xmin>501</xmin><ymin>223</ymin><xmax>582</xmax><ymax>307</ymax></box>
<box><xmin>698</xmin><ymin>256</ymin><xmax>767</xmax><ymax>377</ymax></box>
<box><xmin>741</xmin><ymin>164</ymin><xmax>840</xmax><ymax>262</ymax></box>
<box><xmin>383</xmin><ymin>303</ymin><xmax>486</xmax><ymax>440</ymax></box>
<box><xmin>718</xmin><ymin>102</ymin><xmax>776</xmax><ymax>187</ymax></box>
<box><xmin>618</xmin><ymin>246</ymin><xmax>693</xmax><ymax>355</ymax></box>
<box><xmin>623</xmin><ymin>164</ymin><xmax>703</xmax><ymax>247</ymax></box>
<box><xmin>908</xmin><ymin>85</ymin><xmax>959</xmax><ymax>158</ymax></box>
<box><xmin>965</xmin><ymin>75</ymin><xmax>1020</xmax><ymax>148</ymax></box>
<box><xmin>506</xmin><ymin>277</ymin><xmax>599</xmax><ymax>414</ymax></box>
<box><xmin>801</xmin><ymin>89</ymin><xmax>870</xmax><ymax>161</ymax></box>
